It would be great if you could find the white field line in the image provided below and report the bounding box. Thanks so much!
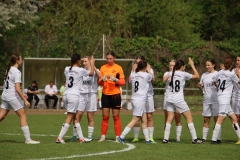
[0,133,136,160]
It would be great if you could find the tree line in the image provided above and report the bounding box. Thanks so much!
[1,0,240,88]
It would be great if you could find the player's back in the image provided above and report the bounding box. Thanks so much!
[215,70,239,104]
[167,71,192,103]
[130,72,151,100]
[64,66,89,95]
[2,67,21,101]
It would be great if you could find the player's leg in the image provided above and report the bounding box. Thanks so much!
[98,107,110,142]
[87,112,94,140]
[74,110,91,143]
[87,93,97,140]
[163,111,174,143]
[228,113,240,144]
[163,101,175,143]
[15,107,40,144]
[118,115,141,143]
[112,93,122,141]
[211,114,225,144]
[57,95,76,144]
[146,95,155,142]
[0,101,10,122]
[174,110,182,142]
[98,93,111,142]
[132,121,140,142]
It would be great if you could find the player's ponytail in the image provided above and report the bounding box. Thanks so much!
[70,53,81,71]
[5,54,20,78]
[169,60,185,89]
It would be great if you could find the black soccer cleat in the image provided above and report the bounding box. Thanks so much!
[162,139,170,144]
[192,138,203,144]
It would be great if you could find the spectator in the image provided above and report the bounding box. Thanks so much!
[44,80,58,109]
[60,81,66,109]
[27,80,40,109]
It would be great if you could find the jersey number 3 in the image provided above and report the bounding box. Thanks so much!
[68,76,74,88]
[5,76,9,89]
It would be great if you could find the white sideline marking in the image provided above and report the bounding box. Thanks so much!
[0,133,136,160]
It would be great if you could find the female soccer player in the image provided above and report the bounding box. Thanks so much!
[56,54,95,144]
[163,59,182,142]
[118,61,153,143]
[211,57,240,144]
[98,51,126,142]
[71,56,101,141]
[197,59,221,143]
[163,58,202,144]
[131,56,156,143]
[0,54,40,144]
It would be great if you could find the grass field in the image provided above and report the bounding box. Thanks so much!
[0,110,239,160]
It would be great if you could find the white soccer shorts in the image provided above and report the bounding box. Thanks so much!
[166,100,189,114]
[1,97,24,111]
[202,103,219,117]
[132,100,146,117]
[63,94,79,113]
[78,93,97,112]
[145,95,155,113]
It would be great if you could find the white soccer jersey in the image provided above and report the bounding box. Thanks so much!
[213,70,239,105]
[130,72,152,101]
[163,71,172,98]
[200,71,218,104]
[80,70,99,94]
[232,68,240,99]
[64,66,89,96]
[148,68,154,96]
[167,71,192,103]
[1,67,22,101]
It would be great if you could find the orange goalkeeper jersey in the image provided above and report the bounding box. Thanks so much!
[99,63,125,95]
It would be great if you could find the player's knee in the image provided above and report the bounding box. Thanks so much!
[0,115,6,122]
[103,115,109,121]
[113,115,120,121]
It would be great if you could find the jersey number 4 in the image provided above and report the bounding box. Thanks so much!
[217,79,226,92]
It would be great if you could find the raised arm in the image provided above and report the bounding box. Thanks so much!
[188,57,199,79]
[89,56,95,76]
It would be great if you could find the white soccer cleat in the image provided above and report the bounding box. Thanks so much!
[79,137,91,143]
[56,138,65,144]
[25,140,40,144]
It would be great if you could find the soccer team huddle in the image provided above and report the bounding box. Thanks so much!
[1,53,240,145]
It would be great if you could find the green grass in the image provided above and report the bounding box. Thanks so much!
[0,112,239,160]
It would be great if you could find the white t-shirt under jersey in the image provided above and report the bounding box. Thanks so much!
[130,71,152,101]
[200,71,218,104]
[232,68,240,99]
[213,69,239,105]
[167,71,192,103]
[80,70,99,94]
[1,67,22,101]
[64,66,89,96]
